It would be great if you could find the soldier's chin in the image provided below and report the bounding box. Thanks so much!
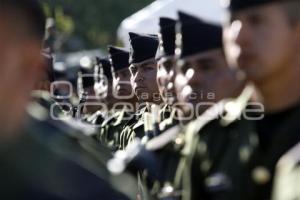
[240,66,263,82]
[135,89,148,99]
[166,97,176,105]
[134,92,145,100]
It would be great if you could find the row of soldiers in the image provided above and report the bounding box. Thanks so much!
[1,0,300,199]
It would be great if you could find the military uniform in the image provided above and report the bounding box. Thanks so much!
[159,104,179,133]
[117,32,159,150]
[272,142,300,200]
[222,0,300,199]
[139,85,255,200]
[83,57,116,138]
[168,89,300,200]
[240,102,300,200]
[132,12,257,200]
[119,105,150,149]
[95,46,137,150]
[84,110,106,126]
[98,108,134,151]
[155,16,180,138]
[184,94,300,200]
[0,90,139,200]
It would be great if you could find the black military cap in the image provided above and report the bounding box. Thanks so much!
[96,57,113,80]
[128,32,159,64]
[156,17,177,60]
[79,65,94,88]
[54,69,66,80]
[108,46,130,72]
[227,0,299,12]
[176,11,222,59]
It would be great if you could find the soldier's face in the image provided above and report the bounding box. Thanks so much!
[175,49,235,115]
[90,79,116,112]
[0,16,43,135]
[157,56,177,105]
[102,80,116,104]
[223,3,300,83]
[113,68,134,98]
[130,59,161,103]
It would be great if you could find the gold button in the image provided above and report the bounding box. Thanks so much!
[175,137,184,145]
[252,166,271,185]
[161,184,174,194]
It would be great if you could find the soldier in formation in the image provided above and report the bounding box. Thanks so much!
[2,0,300,199]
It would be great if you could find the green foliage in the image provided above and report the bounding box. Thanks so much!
[55,6,74,34]
[42,0,152,51]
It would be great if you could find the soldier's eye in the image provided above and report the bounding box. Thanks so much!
[162,60,173,72]
[196,59,215,72]
[200,63,213,72]
[247,13,265,27]
[130,66,137,74]
[144,65,154,72]
[121,70,130,78]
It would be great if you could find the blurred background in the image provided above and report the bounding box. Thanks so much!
[41,0,152,52]
[41,0,223,90]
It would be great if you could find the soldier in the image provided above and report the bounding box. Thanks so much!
[155,12,246,199]
[174,11,244,121]
[97,46,137,150]
[118,32,160,149]
[33,50,68,119]
[156,17,180,132]
[116,11,248,200]
[0,0,138,199]
[77,62,98,116]
[108,46,137,106]
[85,57,116,125]
[223,0,300,199]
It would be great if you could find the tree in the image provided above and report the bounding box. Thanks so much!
[42,0,152,51]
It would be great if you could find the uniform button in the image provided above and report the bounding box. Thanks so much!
[174,135,185,150]
[161,183,174,194]
[252,166,271,185]
[175,137,184,145]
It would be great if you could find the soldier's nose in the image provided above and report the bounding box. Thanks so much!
[235,22,252,49]
[134,70,144,83]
